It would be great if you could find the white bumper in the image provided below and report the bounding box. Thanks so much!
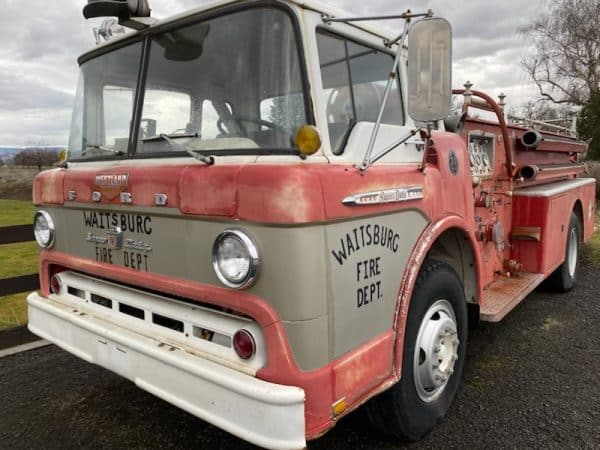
[27,292,306,450]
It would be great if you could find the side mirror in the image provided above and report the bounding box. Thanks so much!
[407,18,452,122]
[83,0,151,20]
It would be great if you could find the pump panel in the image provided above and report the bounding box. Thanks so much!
[468,132,495,178]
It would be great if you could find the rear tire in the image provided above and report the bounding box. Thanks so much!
[549,212,581,292]
[365,260,468,441]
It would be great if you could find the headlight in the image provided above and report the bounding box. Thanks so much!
[212,229,260,289]
[33,210,55,249]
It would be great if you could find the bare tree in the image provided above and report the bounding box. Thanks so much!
[518,100,572,121]
[520,0,600,105]
[14,145,59,171]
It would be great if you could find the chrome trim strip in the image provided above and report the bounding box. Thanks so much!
[513,178,596,198]
[342,186,424,206]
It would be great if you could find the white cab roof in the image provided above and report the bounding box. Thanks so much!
[86,0,400,56]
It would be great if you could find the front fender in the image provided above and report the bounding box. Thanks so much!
[392,214,482,376]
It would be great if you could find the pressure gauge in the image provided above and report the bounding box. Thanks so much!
[482,153,490,167]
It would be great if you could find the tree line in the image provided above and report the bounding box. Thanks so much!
[11,148,61,171]
[521,0,600,159]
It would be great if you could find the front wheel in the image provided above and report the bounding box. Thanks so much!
[366,260,468,441]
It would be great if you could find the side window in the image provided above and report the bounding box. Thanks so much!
[201,100,222,140]
[260,93,305,131]
[316,31,404,153]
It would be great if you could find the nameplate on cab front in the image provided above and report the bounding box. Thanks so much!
[342,186,424,206]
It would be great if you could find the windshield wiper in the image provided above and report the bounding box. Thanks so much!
[85,144,124,156]
[142,133,214,165]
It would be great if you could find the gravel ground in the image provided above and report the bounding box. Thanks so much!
[1,257,598,449]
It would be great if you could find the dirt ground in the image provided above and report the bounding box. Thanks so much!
[0,256,599,449]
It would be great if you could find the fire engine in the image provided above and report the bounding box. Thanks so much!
[28,0,596,448]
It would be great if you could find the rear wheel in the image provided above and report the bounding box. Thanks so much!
[549,212,581,292]
[366,260,468,441]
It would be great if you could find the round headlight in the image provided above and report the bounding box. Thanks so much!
[33,210,55,249]
[212,229,260,289]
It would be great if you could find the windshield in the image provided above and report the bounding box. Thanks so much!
[68,7,308,160]
[68,42,143,159]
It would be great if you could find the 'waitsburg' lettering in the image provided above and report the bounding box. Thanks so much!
[331,224,400,266]
[83,211,152,235]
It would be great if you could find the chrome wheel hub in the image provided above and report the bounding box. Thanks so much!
[413,299,460,403]
[567,227,578,278]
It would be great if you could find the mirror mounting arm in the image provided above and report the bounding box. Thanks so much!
[358,21,410,173]
[322,9,433,26]
[358,128,419,174]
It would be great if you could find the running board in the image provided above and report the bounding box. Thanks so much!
[480,273,545,322]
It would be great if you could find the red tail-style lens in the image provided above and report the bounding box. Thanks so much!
[233,329,256,360]
[50,275,62,294]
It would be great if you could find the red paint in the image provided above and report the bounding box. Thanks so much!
[512,180,597,275]
[236,165,327,223]
[33,168,65,205]
[180,165,239,216]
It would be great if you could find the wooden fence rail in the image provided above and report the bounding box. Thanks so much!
[0,225,39,297]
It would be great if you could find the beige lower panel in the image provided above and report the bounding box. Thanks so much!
[282,315,329,372]
[325,210,428,359]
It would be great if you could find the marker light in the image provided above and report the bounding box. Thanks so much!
[33,211,55,249]
[50,275,62,295]
[233,329,256,360]
[295,125,321,156]
[212,229,260,289]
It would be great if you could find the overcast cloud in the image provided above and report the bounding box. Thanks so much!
[0,0,547,145]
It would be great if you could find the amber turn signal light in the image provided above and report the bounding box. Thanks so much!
[295,125,321,156]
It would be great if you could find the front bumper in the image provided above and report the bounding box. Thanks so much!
[27,292,306,450]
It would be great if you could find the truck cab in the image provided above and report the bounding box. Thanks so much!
[28,1,596,449]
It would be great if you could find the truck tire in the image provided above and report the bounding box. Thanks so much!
[549,212,581,292]
[365,260,468,441]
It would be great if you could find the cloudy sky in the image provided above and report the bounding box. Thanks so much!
[0,0,547,146]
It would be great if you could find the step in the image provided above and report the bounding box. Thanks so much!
[480,272,545,322]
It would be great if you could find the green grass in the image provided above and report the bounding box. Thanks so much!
[0,199,35,226]
[585,216,600,263]
[0,242,39,278]
[0,293,29,330]
[0,241,39,330]
[0,199,37,329]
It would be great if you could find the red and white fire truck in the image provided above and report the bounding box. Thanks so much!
[28,0,596,448]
